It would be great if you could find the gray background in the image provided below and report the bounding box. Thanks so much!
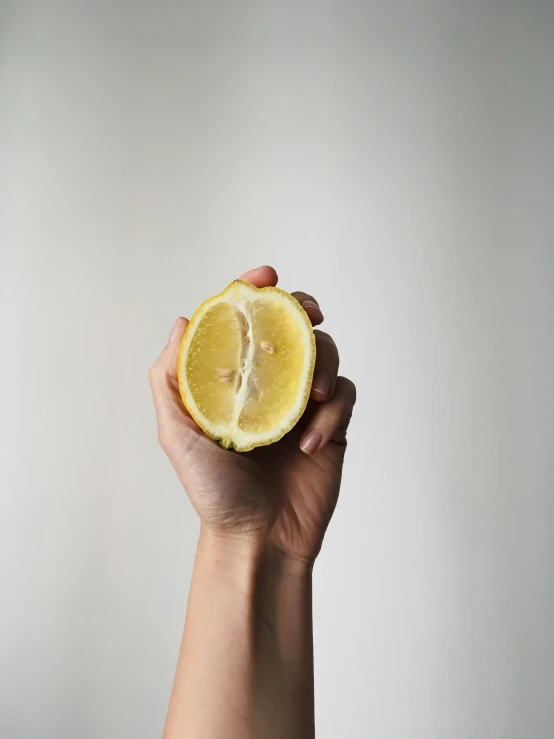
[1,2,553,738]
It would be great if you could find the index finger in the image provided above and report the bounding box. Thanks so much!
[291,291,324,326]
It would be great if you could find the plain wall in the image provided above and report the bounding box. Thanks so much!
[1,2,553,738]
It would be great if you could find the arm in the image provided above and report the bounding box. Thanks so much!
[149,266,356,739]
[163,532,314,739]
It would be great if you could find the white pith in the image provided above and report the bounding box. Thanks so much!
[179,281,315,451]
[229,293,255,438]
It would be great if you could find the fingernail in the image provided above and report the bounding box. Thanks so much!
[300,429,323,454]
[168,318,182,343]
[312,370,331,398]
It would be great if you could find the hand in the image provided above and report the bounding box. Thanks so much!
[149,266,356,564]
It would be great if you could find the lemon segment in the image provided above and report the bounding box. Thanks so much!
[238,298,306,434]
[177,281,315,451]
[185,302,241,427]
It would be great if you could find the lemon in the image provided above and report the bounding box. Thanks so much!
[177,280,315,451]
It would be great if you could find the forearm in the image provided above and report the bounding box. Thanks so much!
[162,528,315,739]
[252,546,314,738]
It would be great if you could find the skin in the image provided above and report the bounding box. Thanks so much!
[149,266,356,738]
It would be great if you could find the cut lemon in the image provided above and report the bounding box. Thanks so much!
[177,280,315,451]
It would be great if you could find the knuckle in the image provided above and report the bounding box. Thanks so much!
[314,329,331,341]
[331,428,349,446]
[337,407,353,434]
[314,331,340,365]
[157,425,170,450]
[314,330,337,354]
[338,376,357,401]
[293,291,317,304]
[148,362,165,386]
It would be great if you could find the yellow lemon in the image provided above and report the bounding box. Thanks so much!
[177,280,315,451]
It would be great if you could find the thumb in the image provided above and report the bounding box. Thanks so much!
[150,316,188,385]
[149,317,190,445]
[163,316,189,380]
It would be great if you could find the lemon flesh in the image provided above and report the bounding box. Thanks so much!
[178,281,315,451]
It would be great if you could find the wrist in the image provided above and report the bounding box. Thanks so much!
[198,526,313,585]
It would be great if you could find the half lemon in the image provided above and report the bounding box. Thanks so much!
[177,280,315,451]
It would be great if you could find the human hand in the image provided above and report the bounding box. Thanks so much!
[149,266,356,564]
